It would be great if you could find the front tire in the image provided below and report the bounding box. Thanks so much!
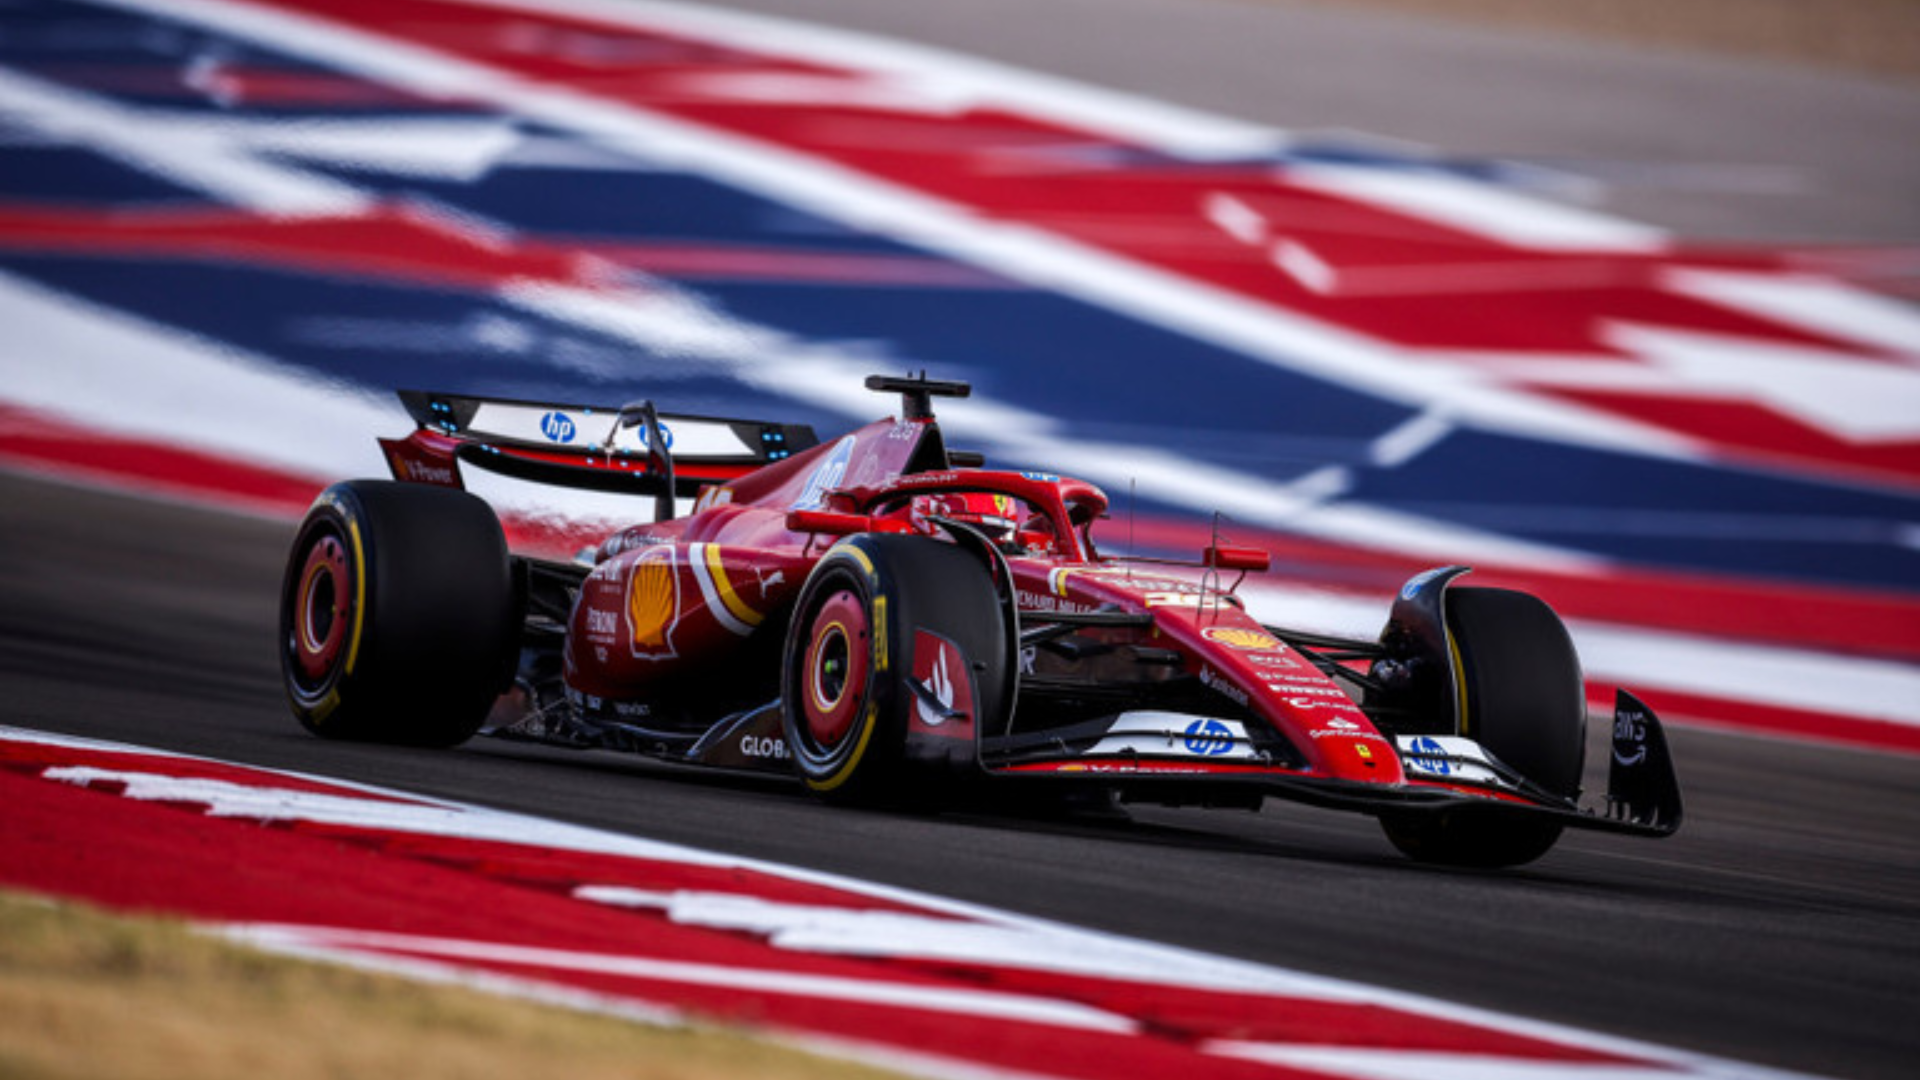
[279,480,518,746]
[1381,587,1586,868]
[781,534,1010,804]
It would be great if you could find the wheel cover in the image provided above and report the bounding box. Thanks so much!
[292,533,351,683]
[801,589,869,749]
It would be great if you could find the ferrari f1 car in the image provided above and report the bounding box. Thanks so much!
[279,375,1681,867]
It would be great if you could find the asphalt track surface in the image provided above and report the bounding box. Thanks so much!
[6,469,1918,1080]
[6,3,1918,1078]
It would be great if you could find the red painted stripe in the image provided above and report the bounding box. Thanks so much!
[0,765,989,981]
[1128,516,1920,665]
[260,0,1920,488]
[33,63,437,108]
[0,204,598,291]
[2,732,1671,1079]
[0,203,1001,290]
[0,740,423,803]
[0,402,327,517]
[1589,687,1920,756]
[184,0,1912,643]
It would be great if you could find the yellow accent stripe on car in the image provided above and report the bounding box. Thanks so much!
[843,543,876,579]
[343,518,367,678]
[699,543,763,632]
[1447,627,1469,737]
[811,702,878,794]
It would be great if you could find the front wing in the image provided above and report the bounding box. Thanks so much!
[981,690,1683,839]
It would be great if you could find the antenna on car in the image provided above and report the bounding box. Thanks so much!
[1127,478,1136,580]
[1201,512,1224,615]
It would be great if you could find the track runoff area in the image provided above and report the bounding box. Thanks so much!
[0,0,1912,1076]
[0,725,1819,1080]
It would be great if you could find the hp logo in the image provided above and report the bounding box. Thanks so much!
[636,421,675,450]
[1182,718,1234,756]
[540,411,576,444]
[1407,736,1450,775]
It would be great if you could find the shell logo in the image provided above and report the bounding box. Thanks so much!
[627,549,679,658]
[1202,626,1284,651]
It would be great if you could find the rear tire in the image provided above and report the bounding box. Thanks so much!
[1381,587,1585,868]
[781,534,1009,804]
[279,480,518,746]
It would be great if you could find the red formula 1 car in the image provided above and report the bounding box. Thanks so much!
[280,375,1680,867]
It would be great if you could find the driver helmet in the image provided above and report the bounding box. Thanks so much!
[914,492,1019,540]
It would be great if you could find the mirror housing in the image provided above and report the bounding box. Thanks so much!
[1205,545,1270,573]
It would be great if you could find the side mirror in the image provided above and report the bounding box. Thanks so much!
[1205,545,1270,573]
[786,509,912,538]
[787,509,874,536]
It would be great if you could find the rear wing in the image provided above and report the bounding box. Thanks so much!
[378,390,818,505]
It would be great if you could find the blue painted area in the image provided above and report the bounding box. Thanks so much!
[0,145,201,206]
[0,0,470,116]
[701,281,1414,469]
[2,0,1915,596]
[0,254,848,434]
[1350,430,1920,588]
[326,165,924,253]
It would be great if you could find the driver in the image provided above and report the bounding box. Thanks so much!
[912,492,1037,552]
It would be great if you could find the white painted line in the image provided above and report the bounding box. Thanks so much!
[2,726,1829,1079]
[576,886,1332,993]
[219,924,1088,1080]
[1271,238,1340,294]
[1666,269,1920,360]
[0,272,396,481]
[1202,192,1270,246]
[0,66,368,216]
[1368,410,1455,468]
[457,0,1292,161]
[1235,581,1920,728]
[1205,1044,1809,1080]
[92,0,1713,470]
[231,924,1140,1034]
[1604,323,1920,444]
[1284,163,1669,254]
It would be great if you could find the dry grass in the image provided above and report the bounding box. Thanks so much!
[0,892,911,1080]
[1285,0,1920,80]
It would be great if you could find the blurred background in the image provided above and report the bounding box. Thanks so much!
[2,0,1916,750]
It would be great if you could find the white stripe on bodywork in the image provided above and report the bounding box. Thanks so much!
[688,543,754,636]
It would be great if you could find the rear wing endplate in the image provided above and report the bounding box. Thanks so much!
[379,390,818,499]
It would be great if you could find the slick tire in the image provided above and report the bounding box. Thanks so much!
[1381,587,1586,868]
[781,533,1011,805]
[280,480,518,747]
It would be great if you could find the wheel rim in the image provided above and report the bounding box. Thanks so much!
[292,532,351,684]
[801,588,869,749]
